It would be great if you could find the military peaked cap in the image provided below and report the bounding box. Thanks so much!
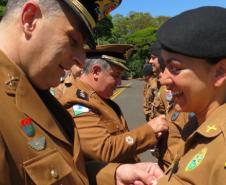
[63,0,122,49]
[86,44,134,71]
[157,6,226,58]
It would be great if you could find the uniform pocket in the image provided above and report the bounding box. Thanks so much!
[103,121,121,134]
[23,149,72,185]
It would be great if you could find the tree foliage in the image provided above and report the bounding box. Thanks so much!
[94,16,113,45]
[98,12,170,78]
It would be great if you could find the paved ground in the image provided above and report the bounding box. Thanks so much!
[114,79,157,162]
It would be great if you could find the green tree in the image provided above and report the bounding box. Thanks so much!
[0,0,6,18]
[94,16,113,45]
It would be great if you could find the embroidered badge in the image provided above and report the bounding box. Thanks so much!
[185,148,207,171]
[72,105,90,116]
[125,136,134,145]
[20,118,35,137]
[206,125,217,133]
[171,112,180,121]
[166,91,173,102]
[76,89,88,100]
[28,136,46,151]
[95,0,121,20]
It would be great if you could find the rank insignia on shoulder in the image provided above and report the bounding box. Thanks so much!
[171,112,180,121]
[20,117,35,137]
[76,89,88,100]
[28,136,46,151]
[72,104,90,116]
[185,147,207,171]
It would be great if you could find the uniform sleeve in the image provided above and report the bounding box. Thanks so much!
[0,133,12,185]
[70,109,157,162]
[86,161,119,185]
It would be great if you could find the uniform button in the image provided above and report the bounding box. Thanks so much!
[116,125,119,129]
[125,136,134,145]
[50,168,59,179]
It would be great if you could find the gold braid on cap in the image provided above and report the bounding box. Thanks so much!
[101,55,129,70]
[70,0,96,28]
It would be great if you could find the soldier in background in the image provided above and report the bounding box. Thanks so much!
[59,44,168,163]
[143,63,154,121]
[146,6,226,185]
[146,41,167,120]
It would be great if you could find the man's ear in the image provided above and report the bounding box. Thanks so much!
[214,59,226,87]
[21,2,41,37]
[92,65,102,80]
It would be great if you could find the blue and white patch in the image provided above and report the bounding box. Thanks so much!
[72,104,90,116]
[165,91,173,102]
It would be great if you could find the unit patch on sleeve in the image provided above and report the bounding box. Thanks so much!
[72,104,90,116]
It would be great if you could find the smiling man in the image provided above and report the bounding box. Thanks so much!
[59,44,168,163]
[0,1,156,185]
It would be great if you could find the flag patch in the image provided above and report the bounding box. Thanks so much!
[72,104,90,116]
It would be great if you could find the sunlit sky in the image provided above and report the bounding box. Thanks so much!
[111,0,226,17]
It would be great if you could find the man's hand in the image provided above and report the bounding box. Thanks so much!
[147,115,168,138]
[116,162,164,185]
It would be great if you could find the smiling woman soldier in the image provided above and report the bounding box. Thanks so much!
[145,6,226,185]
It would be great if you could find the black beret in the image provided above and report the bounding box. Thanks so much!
[157,6,226,58]
[150,41,162,57]
[143,64,153,76]
[63,0,122,49]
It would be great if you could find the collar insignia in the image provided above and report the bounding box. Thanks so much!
[20,118,35,137]
[185,147,207,171]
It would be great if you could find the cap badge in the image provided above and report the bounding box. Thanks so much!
[72,104,90,116]
[125,136,134,145]
[206,125,217,133]
[95,0,121,20]
[171,112,180,121]
[20,118,35,137]
[76,89,88,100]
[185,147,207,171]
[28,136,46,151]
